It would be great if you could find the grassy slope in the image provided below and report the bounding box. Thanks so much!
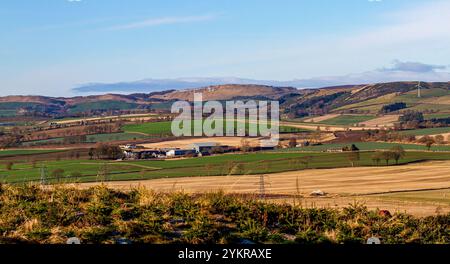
[318,115,375,125]
[68,101,138,113]
[21,132,149,146]
[424,113,450,120]
[400,127,450,136]
[0,185,447,244]
[332,88,449,113]
[0,149,63,157]
[123,121,309,136]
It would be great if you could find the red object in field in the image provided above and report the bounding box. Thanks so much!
[378,210,392,218]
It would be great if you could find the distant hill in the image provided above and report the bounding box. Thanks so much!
[281,81,450,116]
[72,77,296,93]
[149,84,298,101]
[0,82,449,117]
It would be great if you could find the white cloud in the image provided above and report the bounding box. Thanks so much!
[106,14,216,31]
[381,60,446,73]
[343,1,450,48]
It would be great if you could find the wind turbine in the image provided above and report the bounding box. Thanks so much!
[416,81,422,98]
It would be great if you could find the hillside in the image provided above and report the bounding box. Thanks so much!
[0,82,449,117]
[149,84,299,101]
[282,81,450,116]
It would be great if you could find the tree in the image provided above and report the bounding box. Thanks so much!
[97,163,109,182]
[106,145,123,160]
[425,140,434,151]
[204,164,214,176]
[347,151,360,167]
[390,145,406,164]
[240,139,251,153]
[5,162,13,171]
[88,148,95,160]
[381,151,394,166]
[302,156,313,169]
[371,152,382,166]
[70,171,82,182]
[418,136,435,151]
[288,138,298,148]
[350,144,360,151]
[51,168,65,183]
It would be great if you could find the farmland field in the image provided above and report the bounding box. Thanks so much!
[123,121,309,136]
[1,151,450,184]
[0,149,64,157]
[371,189,450,204]
[278,142,450,152]
[68,100,138,113]
[0,109,16,117]
[79,161,450,196]
[123,121,172,135]
[318,115,375,125]
[21,132,150,146]
[424,113,450,120]
[400,127,450,136]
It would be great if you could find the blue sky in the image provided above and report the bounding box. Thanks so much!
[1,0,450,96]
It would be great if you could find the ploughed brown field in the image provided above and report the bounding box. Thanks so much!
[75,160,450,217]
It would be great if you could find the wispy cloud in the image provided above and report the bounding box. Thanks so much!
[382,60,447,73]
[106,14,216,31]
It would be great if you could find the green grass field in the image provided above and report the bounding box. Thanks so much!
[277,142,450,152]
[123,121,173,135]
[68,101,138,113]
[0,102,44,109]
[123,121,309,136]
[0,110,17,117]
[1,151,450,184]
[318,115,375,125]
[21,132,150,147]
[400,127,450,136]
[0,149,63,157]
[424,113,450,120]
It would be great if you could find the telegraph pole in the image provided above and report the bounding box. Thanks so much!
[40,165,47,185]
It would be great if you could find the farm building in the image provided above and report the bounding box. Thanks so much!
[123,149,162,159]
[166,149,196,157]
[190,142,218,153]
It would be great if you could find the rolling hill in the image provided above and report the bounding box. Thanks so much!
[0,82,448,117]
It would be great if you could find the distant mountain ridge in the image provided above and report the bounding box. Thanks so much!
[72,77,293,93]
[0,82,449,117]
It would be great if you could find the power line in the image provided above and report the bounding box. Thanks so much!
[259,174,266,199]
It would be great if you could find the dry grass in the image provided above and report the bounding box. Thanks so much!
[77,161,450,196]
[140,137,262,149]
[75,161,450,216]
[303,114,341,123]
[359,115,400,127]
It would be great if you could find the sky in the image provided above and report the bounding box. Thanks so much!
[1,0,450,96]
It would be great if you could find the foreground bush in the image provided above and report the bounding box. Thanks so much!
[0,184,448,244]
